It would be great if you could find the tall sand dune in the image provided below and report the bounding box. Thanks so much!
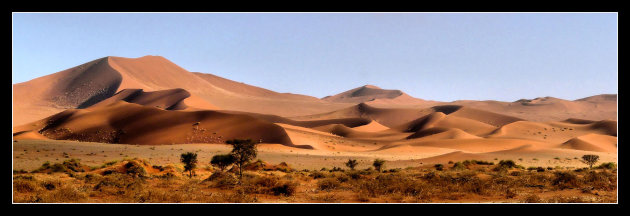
[13,56,349,125]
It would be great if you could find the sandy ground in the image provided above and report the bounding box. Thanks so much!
[13,139,616,172]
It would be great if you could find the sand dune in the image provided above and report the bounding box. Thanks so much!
[311,124,403,139]
[292,103,434,128]
[14,55,616,126]
[12,56,349,125]
[322,85,426,104]
[407,127,481,140]
[192,72,319,101]
[13,101,297,147]
[487,119,617,144]
[352,120,390,132]
[89,88,190,110]
[438,95,617,122]
[89,88,218,111]
[559,134,617,153]
[218,110,372,128]
[13,57,121,125]
[13,131,50,140]
[390,112,447,132]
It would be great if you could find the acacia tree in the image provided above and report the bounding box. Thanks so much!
[211,154,235,171]
[227,139,257,181]
[180,152,198,178]
[373,159,385,172]
[345,159,358,170]
[581,154,600,169]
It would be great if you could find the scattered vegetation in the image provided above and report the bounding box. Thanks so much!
[13,157,617,203]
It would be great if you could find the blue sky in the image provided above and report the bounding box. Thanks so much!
[12,13,617,102]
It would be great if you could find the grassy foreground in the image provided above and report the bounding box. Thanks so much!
[13,158,617,203]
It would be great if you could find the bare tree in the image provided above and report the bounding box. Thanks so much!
[373,159,385,172]
[345,159,358,170]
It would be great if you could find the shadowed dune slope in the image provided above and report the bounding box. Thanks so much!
[89,88,192,110]
[291,103,434,128]
[13,57,122,125]
[219,110,371,128]
[13,101,297,147]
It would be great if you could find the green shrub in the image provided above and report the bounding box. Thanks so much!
[596,162,616,170]
[452,162,467,170]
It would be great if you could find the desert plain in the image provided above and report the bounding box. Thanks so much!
[12,56,617,203]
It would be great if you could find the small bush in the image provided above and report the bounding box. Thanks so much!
[584,170,616,190]
[452,162,467,170]
[125,161,148,177]
[309,171,327,179]
[346,170,362,180]
[317,178,341,191]
[523,194,543,203]
[14,179,37,193]
[552,171,580,190]
[271,181,297,196]
[336,174,350,183]
[206,172,238,188]
[434,164,444,171]
[40,179,62,190]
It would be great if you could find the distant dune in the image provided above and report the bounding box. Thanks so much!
[322,85,427,104]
